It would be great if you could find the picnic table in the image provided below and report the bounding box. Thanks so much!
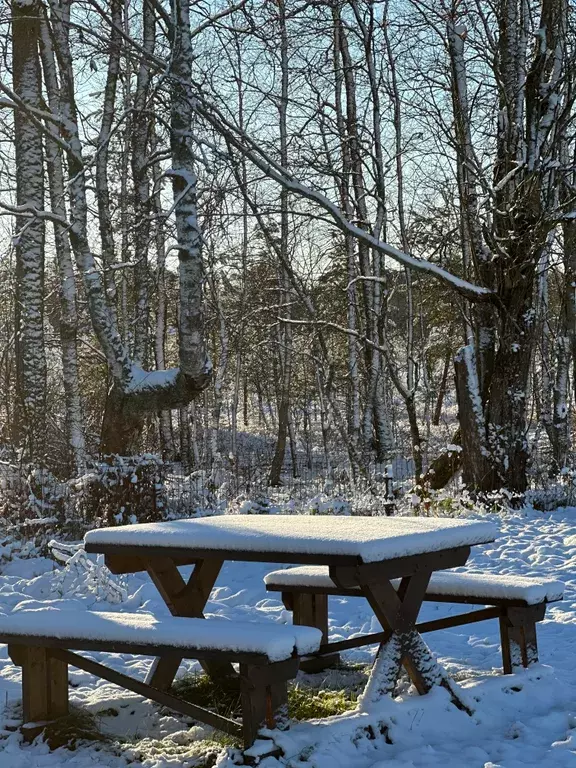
[85,514,497,708]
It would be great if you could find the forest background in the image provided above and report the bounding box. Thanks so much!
[1,0,575,533]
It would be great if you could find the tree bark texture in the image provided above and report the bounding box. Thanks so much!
[12,0,47,459]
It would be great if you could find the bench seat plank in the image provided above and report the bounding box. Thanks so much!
[0,609,321,663]
[264,566,564,606]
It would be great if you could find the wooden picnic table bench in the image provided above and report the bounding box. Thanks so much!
[0,609,321,747]
[83,514,497,713]
[264,566,564,673]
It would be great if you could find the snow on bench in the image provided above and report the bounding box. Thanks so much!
[0,608,322,663]
[84,514,497,563]
[264,566,564,606]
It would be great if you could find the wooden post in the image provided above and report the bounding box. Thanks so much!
[8,645,69,739]
[238,659,297,748]
[291,592,340,672]
[499,605,543,673]
[21,646,51,724]
[48,654,69,718]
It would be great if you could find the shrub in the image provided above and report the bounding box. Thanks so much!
[70,454,168,527]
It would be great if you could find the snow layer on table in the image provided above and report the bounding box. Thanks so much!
[0,608,321,662]
[84,514,497,563]
[264,566,564,604]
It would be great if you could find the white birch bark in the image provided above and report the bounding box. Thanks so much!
[12,0,47,459]
[131,0,155,367]
[95,0,121,329]
[42,0,212,454]
[38,14,86,470]
[152,138,174,457]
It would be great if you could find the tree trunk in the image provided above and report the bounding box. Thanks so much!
[432,350,451,427]
[454,346,493,489]
[269,0,292,487]
[152,137,175,459]
[12,0,47,460]
[39,15,86,471]
[131,0,155,367]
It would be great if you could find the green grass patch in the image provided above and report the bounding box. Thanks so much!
[289,684,357,719]
[172,667,362,724]
[41,705,108,750]
[172,672,243,721]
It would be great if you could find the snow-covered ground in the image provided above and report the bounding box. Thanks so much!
[0,507,575,767]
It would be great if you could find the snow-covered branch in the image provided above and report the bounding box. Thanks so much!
[192,93,493,303]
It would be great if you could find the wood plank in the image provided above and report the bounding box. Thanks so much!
[239,678,268,747]
[355,567,472,713]
[330,547,471,587]
[310,629,391,656]
[292,592,341,672]
[21,646,50,723]
[302,608,501,659]
[268,583,557,609]
[144,557,235,687]
[522,622,539,666]
[86,542,362,567]
[105,554,197,575]
[292,594,329,642]
[238,663,295,747]
[48,654,69,719]
[50,649,243,738]
[499,616,513,674]
[145,656,181,691]
[423,593,535,607]
[416,606,501,633]
[0,633,271,665]
[238,658,299,688]
[359,632,404,704]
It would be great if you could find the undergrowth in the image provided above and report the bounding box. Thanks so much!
[172,666,362,724]
[38,706,108,750]
[7,667,365,764]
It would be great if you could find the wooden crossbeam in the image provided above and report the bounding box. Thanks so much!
[144,557,236,688]
[301,607,501,659]
[416,606,502,633]
[50,648,243,738]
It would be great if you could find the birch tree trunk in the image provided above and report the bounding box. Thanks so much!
[131,0,155,367]
[95,0,121,327]
[12,0,47,460]
[152,139,175,459]
[44,0,211,455]
[39,14,86,471]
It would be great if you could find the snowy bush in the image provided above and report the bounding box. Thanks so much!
[0,461,71,554]
[308,493,351,515]
[166,469,227,517]
[70,454,167,527]
[49,540,127,604]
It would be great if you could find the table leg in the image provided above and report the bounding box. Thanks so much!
[144,557,237,689]
[354,571,471,713]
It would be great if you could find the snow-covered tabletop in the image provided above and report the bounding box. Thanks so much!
[85,514,497,564]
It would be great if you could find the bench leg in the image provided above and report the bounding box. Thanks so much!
[239,660,296,748]
[289,592,340,672]
[9,645,69,737]
[499,606,543,674]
